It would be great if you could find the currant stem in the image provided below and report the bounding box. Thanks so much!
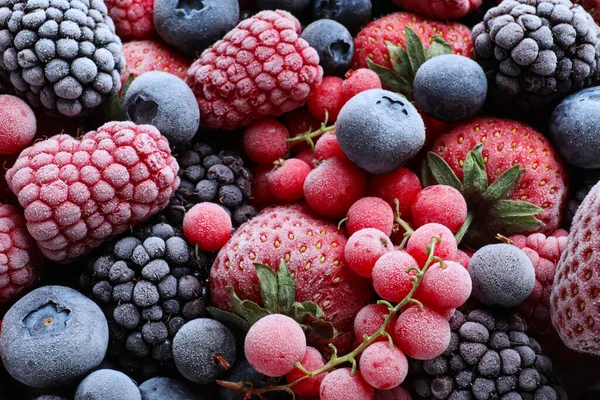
[393,198,414,236]
[285,111,335,150]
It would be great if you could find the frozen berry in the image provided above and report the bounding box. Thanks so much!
[369,168,422,216]
[372,251,419,303]
[285,108,321,138]
[286,346,327,396]
[342,68,382,104]
[407,223,458,266]
[306,77,345,122]
[314,131,347,161]
[394,307,451,360]
[346,197,394,237]
[301,20,354,77]
[374,386,412,400]
[453,249,472,269]
[183,203,232,252]
[244,119,290,164]
[320,368,374,400]
[311,0,372,34]
[138,377,202,400]
[295,149,317,169]
[75,369,141,400]
[267,159,311,202]
[411,185,468,233]
[250,165,277,208]
[354,304,398,343]
[417,261,472,309]
[245,314,307,377]
[345,228,394,278]
[0,95,36,155]
[360,342,409,390]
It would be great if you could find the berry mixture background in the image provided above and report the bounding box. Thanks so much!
[0,0,600,399]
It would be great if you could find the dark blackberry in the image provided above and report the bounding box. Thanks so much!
[160,142,257,228]
[0,0,125,117]
[79,222,211,380]
[409,307,567,400]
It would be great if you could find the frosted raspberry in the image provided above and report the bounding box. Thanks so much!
[354,304,398,343]
[342,68,382,104]
[0,204,43,302]
[393,307,451,360]
[368,168,422,217]
[267,159,311,202]
[345,228,394,278]
[106,0,154,40]
[346,197,394,237]
[314,131,346,162]
[244,119,290,165]
[187,10,324,130]
[286,346,327,396]
[183,203,232,252]
[406,223,458,267]
[0,96,36,155]
[6,122,179,263]
[245,314,307,377]
[320,368,374,400]
[372,251,419,303]
[360,342,409,390]
[122,40,190,84]
[417,261,472,310]
[307,76,345,122]
[411,185,468,233]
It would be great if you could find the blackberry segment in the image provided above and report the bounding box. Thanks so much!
[80,222,211,379]
[409,308,567,400]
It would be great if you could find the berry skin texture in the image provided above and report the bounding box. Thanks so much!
[453,249,472,269]
[354,304,398,343]
[413,55,487,123]
[285,107,321,138]
[295,149,317,169]
[372,251,419,303]
[314,131,346,161]
[0,286,109,388]
[250,165,277,208]
[336,89,426,175]
[138,377,203,400]
[394,307,451,360]
[286,346,327,396]
[342,68,382,104]
[106,0,154,40]
[306,76,345,122]
[368,167,422,217]
[0,95,36,155]
[6,121,180,263]
[245,314,307,377]
[320,368,374,400]
[345,228,394,278]
[312,0,372,35]
[303,157,367,219]
[121,40,190,83]
[469,244,535,308]
[346,197,394,237]
[391,0,482,20]
[375,386,412,400]
[360,342,409,390]
[75,369,141,400]
[244,119,290,165]
[417,261,472,310]
[411,185,468,234]
[267,159,311,202]
[183,203,232,252]
[256,0,311,14]
[406,223,458,267]
[300,19,354,77]
[186,10,324,130]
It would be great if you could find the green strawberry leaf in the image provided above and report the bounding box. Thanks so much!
[225,286,270,326]
[292,301,326,323]
[103,74,135,121]
[305,319,338,344]
[386,41,412,82]
[404,26,426,77]
[277,260,295,316]
[484,166,525,201]
[462,144,488,196]
[426,35,453,59]
[254,264,278,313]
[367,59,413,95]
[427,152,464,191]
[454,210,474,244]
[207,307,250,333]
[491,199,543,218]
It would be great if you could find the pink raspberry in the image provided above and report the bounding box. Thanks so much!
[393,306,451,360]
[286,346,327,396]
[0,95,36,155]
[346,197,394,237]
[406,223,458,267]
[243,119,290,164]
[417,261,472,309]
[306,76,345,122]
[183,203,232,252]
[372,251,419,303]
[369,167,422,217]
[244,314,307,377]
[360,342,409,390]
[411,185,468,233]
[345,228,394,278]
[342,68,382,104]
[267,158,311,202]
[354,304,398,343]
[320,368,374,400]
[6,121,179,263]
[106,0,154,40]
[314,131,346,161]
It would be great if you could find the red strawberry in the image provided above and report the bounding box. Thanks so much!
[122,40,191,84]
[106,0,154,40]
[352,12,473,72]
[391,0,483,20]
[210,205,372,354]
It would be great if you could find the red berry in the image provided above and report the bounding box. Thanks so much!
[360,342,408,390]
[121,40,190,84]
[295,149,317,169]
[244,119,290,164]
[250,165,277,208]
[393,306,451,360]
[342,68,382,104]
[320,368,374,400]
[245,314,307,377]
[314,131,346,161]
[369,168,422,217]
[0,95,36,155]
[306,76,345,122]
[286,346,327,396]
[346,197,394,237]
[453,249,472,269]
[304,157,367,218]
[106,0,154,40]
[354,304,398,343]
[345,228,394,278]
[417,261,472,309]
[372,251,419,303]
[183,203,232,252]
[285,107,321,138]
[375,386,412,400]
[406,223,457,266]
[411,185,468,233]
[268,159,311,202]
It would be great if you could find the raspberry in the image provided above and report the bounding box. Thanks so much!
[320,368,374,400]
[360,342,409,390]
[346,197,394,237]
[303,157,367,218]
[243,119,290,165]
[286,346,327,396]
[122,40,190,84]
[314,131,347,161]
[372,251,419,303]
[411,185,468,233]
[295,149,317,169]
[394,307,451,360]
[186,10,324,130]
[244,314,307,377]
[6,122,179,263]
[250,165,277,209]
[342,68,382,104]
[368,168,422,217]
[417,261,472,310]
[406,223,458,267]
[375,386,412,400]
[0,95,36,155]
[106,0,154,40]
[345,228,394,278]
[183,203,232,252]
[267,159,311,202]
[306,76,345,122]
[354,304,398,343]
[0,204,43,302]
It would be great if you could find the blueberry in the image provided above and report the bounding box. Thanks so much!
[75,369,141,400]
[138,376,208,400]
[172,318,236,384]
[312,0,371,34]
[154,0,239,57]
[255,0,310,14]
[336,89,425,174]
[124,71,199,148]
[414,54,488,122]
[300,19,354,77]
[549,87,600,168]
[0,286,108,388]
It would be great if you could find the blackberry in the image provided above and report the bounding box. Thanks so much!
[0,0,125,117]
[160,142,257,228]
[79,222,211,379]
[409,307,567,400]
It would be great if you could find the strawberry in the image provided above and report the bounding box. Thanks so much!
[426,116,568,248]
[121,40,191,84]
[391,0,483,20]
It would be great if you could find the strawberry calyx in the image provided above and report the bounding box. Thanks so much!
[424,143,545,249]
[102,74,136,122]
